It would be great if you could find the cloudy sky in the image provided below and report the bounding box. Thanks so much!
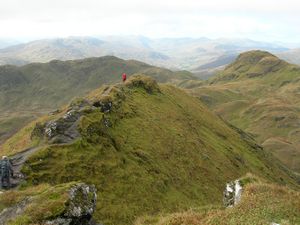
[1,0,300,43]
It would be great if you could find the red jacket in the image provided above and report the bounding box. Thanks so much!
[122,73,127,82]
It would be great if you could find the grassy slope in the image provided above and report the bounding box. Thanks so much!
[0,56,194,145]
[0,114,33,145]
[5,75,295,225]
[136,174,300,225]
[186,51,300,172]
[0,56,194,112]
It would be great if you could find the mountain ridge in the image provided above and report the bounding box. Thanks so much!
[2,75,298,225]
[0,55,194,145]
[187,50,300,172]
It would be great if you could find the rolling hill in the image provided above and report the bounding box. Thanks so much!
[187,50,300,172]
[0,56,194,145]
[1,75,298,225]
[0,36,288,73]
[0,37,171,68]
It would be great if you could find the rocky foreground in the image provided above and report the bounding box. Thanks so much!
[0,183,98,225]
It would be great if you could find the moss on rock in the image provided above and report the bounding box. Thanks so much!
[0,182,97,225]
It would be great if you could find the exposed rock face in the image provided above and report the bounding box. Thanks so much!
[44,109,82,144]
[31,96,113,145]
[66,184,97,218]
[223,179,243,207]
[46,183,98,225]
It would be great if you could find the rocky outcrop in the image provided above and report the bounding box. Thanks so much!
[31,96,114,145]
[0,183,99,225]
[66,184,97,219]
[31,75,161,145]
[44,108,83,144]
[46,183,98,225]
[223,179,243,207]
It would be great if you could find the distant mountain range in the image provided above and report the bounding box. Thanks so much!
[0,38,20,49]
[0,36,291,76]
[277,48,300,65]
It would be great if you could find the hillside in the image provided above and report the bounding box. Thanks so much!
[1,75,298,225]
[0,56,193,144]
[137,174,300,225]
[187,50,300,172]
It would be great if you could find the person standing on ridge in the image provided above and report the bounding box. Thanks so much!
[122,73,127,82]
[0,156,14,189]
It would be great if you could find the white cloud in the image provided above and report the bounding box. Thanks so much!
[0,0,299,42]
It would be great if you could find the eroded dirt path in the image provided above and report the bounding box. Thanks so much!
[9,146,41,187]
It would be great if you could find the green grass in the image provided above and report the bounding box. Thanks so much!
[136,175,300,225]
[187,51,300,172]
[0,56,195,145]
[0,114,34,145]
[15,75,298,225]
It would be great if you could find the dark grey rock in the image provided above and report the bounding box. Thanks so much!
[93,101,112,113]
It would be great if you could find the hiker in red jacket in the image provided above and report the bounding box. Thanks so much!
[122,73,127,82]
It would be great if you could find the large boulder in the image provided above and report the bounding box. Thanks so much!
[46,183,98,225]
[65,184,97,218]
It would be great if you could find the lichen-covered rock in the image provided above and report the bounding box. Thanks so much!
[0,183,99,225]
[40,110,82,143]
[65,183,97,218]
[45,183,98,225]
[45,121,58,138]
[223,179,243,207]
[31,98,94,144]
